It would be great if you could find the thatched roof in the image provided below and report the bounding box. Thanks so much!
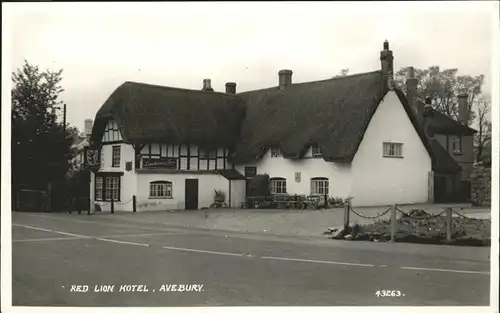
[427,110,477,135]
[91,81,245,148]
[92,71,461,173]
[231,71,433,163]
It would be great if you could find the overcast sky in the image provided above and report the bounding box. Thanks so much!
[6,1,496,132]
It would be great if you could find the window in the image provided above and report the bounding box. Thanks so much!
[102,120,123,143]
[95,177,103,201]
[271,147,282,158]
[149,181,173,199]
[451,136,462,154]
[244,166,257,178]
[199,148,217,159]
[383,142,403,158]
[112,145,121,167]
[311,144,322,157]
[270,178,287,194]
[311,177,329,195]
[95,175,121,201]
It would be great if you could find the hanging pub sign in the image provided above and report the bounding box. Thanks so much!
[143,157,177,169]
[86,149,101,172]
[125,161,133,171]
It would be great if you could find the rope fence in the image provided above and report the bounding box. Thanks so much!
[349,207,392,220]
[340,204,489,243]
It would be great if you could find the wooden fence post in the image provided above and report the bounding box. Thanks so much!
[47,182,52,212]
[344,204,350,229]
[16,191,20,211]
[391,205,397,242]
[133,195,137,213]
[446,207,452,241]
[111,198,115,214]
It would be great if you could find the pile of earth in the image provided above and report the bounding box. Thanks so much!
[324,209,491,246]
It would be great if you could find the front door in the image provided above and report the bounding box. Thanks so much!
[185,179,199,210]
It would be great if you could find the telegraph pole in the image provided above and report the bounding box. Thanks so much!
[63,103,67,134]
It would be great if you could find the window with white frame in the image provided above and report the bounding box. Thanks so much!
[102,120,123,142]
[95,176,104,201]
[199,148,217,159]
[451,136,462,153]
[270,147,282,158]
[95,175,120,201]
[112,145,121,167]
[270,178,287,194]
[149,181,173,199]
[383,142,403,158]
[311,144,322,157]
[311,177,329,195]
[105,176,120,201]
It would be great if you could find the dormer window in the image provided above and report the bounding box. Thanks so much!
[270,147,282,158]
[451,136,462,154]
[311,144,322,158]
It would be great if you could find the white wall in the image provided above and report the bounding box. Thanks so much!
[350,90,432,207]
[136,173,230,211]
[92,119,137,212]
[235,148,352,198]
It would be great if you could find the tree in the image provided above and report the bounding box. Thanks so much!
[474,95,492,164]
[394,66,484,126]
[11,60,75,194]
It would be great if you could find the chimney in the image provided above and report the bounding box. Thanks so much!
[84,119,93,140]
[278,69,293,90]
[380,40,394,90]
[405,66,419,119]
[202,78,214,92]
[423,97,435,138]
[458,92,469,125]
[225,82,236,94]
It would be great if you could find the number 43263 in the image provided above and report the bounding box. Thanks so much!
[376,290,405,297]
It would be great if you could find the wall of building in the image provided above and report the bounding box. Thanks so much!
[350,90,432,207]
[140,144,229,171]
[234,148,352,199]
[136,172,230,211]
[434,133,474,181]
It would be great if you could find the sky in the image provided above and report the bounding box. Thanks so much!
[5,1,497,132]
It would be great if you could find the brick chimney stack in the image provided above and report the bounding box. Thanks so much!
[84,119,93,141]
[278,69,293,90]
[380,40,394,90]
[225,82,236,94]
[458,92,469,125]
[202,79,214,92]
[423,97,435,138]
[405,66,419,119]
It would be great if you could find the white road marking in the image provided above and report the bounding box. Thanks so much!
[23,213,178,233]
[13,224,91,239]
[162,246,244,257]
[261,256,375,267]
[13,237,87,243]
[94,237,150,247]
[401,266,490,275]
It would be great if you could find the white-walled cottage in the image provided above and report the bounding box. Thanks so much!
[89,41,457,211]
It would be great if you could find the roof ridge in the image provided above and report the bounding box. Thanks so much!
[121,81,239,97]
[237,70,382,94]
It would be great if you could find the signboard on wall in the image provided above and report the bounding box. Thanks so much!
[143,157,177,169]
[245,166,257,178]
[295,172,301,183]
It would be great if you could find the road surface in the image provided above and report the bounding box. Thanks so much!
[11,212,490,306]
